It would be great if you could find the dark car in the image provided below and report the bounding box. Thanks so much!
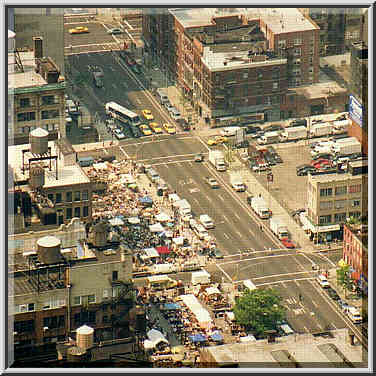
[245,126,261,135]
[131,64,141,74]
[263,151,277,166]
[194,153,204,162]
[289,118,307,127]
[312,153,334,161]
[297,167,317,176]
[246,195,254,205]
[296,164,312,172]
[327,288,341,301]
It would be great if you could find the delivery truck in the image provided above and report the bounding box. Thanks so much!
[331,137,361,155]
[257,131,280,145]
[332,119,350,134]
[280,126,307,142]
[269,217,289,240]
[173,199,192,218]
[250,196,270,219]
[209,149,226,171]
[230,173,246,192]
[150,263,177,275]
[309,122,333,138]
[147,275,178,291]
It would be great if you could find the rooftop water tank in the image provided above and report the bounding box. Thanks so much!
[29,164,45,189]
[30,127,49,155]
[37,235,62,264]
[76,325,94,351]
[92,222,108,247]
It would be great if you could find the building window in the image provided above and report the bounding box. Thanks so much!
[278,40,286,48]
[73,296,81,305]
[319,215,332,225]
[349,184,361,193]
[66,208,72,220]
[334,212,347,222]
[351,199,361,207]
[42,95,55,105]
[243,72,248,79]
[319,201,333,210]
[272,68,280,79]
[88,311,96,324]
[335,186,347,195]
[293,48,301,56]
[66,192,72,202]
[82,190,88,201]
[294,38,302,45]
[88,294,96,304]
[74,207,81,218]
[265,96,271,105]
[47,193,54,202]
[320,188,332,197]
[112,271,118,281]
[272,95,280,105]
[103,289,110,298]
[17,112,36,122]
[55,193,62,203]
[20,98,31,107]
[74,191,81,201]
[272,82,279,90]
[334,200,347,209]
[41,110,59,120]
[293,58,301,65]
[83,206,89,217]
[349,211,361,218]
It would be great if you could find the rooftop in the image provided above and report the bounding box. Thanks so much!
[169,8,317,33]
[309,171,367,184]
[294,81,347,100]
[201,329,366,367]
[8,141,90,188]
[8,51,65,94]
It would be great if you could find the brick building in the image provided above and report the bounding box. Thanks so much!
[143,8,320,126]
[342,222,368,294]
[10,230,133,347]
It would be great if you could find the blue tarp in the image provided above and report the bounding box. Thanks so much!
[189,334,207,343]
[210,332,223,342]
[139,196,153,204]
[164,303,181,310]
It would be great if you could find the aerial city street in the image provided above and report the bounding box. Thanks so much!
[8,6,369,370]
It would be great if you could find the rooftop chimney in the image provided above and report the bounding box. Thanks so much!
[33,36,43,59]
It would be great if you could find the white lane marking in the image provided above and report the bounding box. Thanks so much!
[119,146,129,158]
[223,233,229,239]
[332,323,337,329]
[218,195,225,201]
[311,300,318,308]
[254,277,315,286]
[249,228,256,237]
[197,137,211,152]
[218,252,297,266]
[151,159,195,166]
[303,326,309,333]
[253,270,314,280]
[206,195,213,203]
[136,98,142,104]
[127,136,197,149]
[234,212,241,220]
[125,29,135,43]
[64,42,117,48]
[215,263,233,282]
[123,19,133,30]
[111,83,117,89]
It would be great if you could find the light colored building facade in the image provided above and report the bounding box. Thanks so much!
[306,171,367,243]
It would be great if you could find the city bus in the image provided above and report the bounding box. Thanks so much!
[105,101,141,127]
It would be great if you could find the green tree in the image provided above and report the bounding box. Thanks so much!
[336,265,355,297]
[233,288,286,336]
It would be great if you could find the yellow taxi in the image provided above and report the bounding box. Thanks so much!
[68,26,89,34]
[139,124,153,136]
[207,135,228,146]
[149,122,163,134]
[142,109,154,121]
[163,123,176,134]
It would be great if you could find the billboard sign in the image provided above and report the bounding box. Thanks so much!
[349,94,363,127]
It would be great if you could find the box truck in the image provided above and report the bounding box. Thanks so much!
[280,126,307,142]
[173,199,192,218]
[309,122,332,138]
[331,137,361,155]
[257,131,280,145]
[209,149,226,171]
[269,217,289,240]
[150,263,177,275]
[332,119,350,134]
[250,196,270,219]
[220,126,241,137]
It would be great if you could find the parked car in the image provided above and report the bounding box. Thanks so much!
[312,153,334,161]
[296,164,312,172]
[139,124,153,136]
[246,196,254,205]
[205,176,220,189]
[245,126,261,135]
[297,166,317,176]
[114,128,126,140]
[207,135,228,146]
[142,109,154,121]
[327,287,341,301]
[69,26,89,34]
[337,299,350,312]
[149,122,163,134]
[165,102,174,112]
[107,28,123,35]
[263,124,284,132]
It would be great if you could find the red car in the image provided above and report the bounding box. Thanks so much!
[281,238,295,249]
[312,160,332,169]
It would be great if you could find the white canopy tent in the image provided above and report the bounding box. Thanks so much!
[205,286,221,296]
[146,329,169,348]
[142,248,160,259]
[155,212,171,222]
[149,223,165,233]
[180,294,212,329]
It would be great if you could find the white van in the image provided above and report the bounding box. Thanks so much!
[156,88,169,105]
[317,274,330,288]
[346,306,362,324]
[194,224,209,239]
[220,126,241,137]
[170,107,181,121]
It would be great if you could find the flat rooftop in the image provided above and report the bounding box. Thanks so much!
[294,81,347,100]
[309,171,367,184]
[202,329,366,367]
[169,8,317,33]
[8,141,90,188]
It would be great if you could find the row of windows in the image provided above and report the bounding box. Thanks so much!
[73,294,96,306]
[320,184,362,197]
[14,320,35,333]
[319,199,361,210]
[20,124,59,134]
[19,95,60,108]
[47,190,89,203]
[319,211,361,225]
[66,206,89,219]
[43,315,65,329]
[17,110,60,122]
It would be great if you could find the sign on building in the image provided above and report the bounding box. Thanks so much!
[349,94,363,127]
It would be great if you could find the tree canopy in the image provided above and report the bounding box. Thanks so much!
[336,264,355,297]
[233,288,286,336]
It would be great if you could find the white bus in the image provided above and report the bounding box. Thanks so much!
[105,101,141,127]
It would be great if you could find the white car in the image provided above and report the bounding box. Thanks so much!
[114,128,126,140]
[199,214,214,229]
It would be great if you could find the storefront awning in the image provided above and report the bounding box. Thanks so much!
[317,224,340,232]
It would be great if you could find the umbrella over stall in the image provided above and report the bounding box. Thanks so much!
[156,246,171,255]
